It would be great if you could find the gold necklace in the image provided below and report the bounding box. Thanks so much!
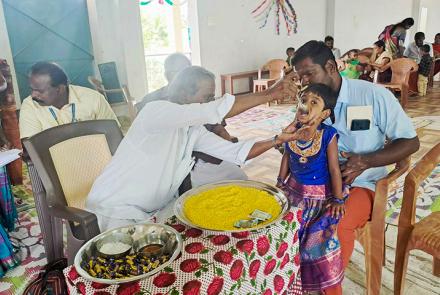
[288,129,323,163]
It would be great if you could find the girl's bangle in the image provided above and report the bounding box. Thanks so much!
[277,177,286,184]
[329,196,345,205]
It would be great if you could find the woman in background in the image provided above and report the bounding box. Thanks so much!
[0,126,19,277]
[378,17,414,58]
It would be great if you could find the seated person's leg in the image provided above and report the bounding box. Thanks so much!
[337,187,375,268]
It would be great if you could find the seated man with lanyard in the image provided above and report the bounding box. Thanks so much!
[19,62,119,139]
[136,53,247,187]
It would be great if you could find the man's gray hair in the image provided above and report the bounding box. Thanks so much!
[164,53,191,82]
[167,66,215,104]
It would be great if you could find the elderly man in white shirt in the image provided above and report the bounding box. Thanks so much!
[86,66,305,231]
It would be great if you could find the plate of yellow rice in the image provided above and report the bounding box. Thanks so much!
[174,180,290,232]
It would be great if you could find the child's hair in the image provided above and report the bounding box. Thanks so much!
[374,40,385,50]
[286,47,295,54]
[302,83,337,123]
[420,44,430,53]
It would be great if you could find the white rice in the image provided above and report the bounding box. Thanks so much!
[100,242,131,255]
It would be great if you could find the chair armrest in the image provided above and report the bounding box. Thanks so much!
[103,88,124,94]
[49,204,100,242]
[371,157,411,222]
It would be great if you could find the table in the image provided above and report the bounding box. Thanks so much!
[64,208,303,295]
[220,70,269,95]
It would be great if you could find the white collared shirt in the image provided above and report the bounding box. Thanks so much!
[404,42,434,63]
[86,94,256,226]
[19,85,119,138]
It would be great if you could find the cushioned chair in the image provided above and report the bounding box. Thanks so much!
[394,143,440,295]
[23,120,123,264]
[377,58,418,108]
[354,157,411,295]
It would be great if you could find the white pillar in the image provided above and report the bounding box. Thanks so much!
[188,0,201,65]
[118,0,148,99]
[87,0,148,100]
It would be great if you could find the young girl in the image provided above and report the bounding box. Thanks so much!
[277,84,347,295]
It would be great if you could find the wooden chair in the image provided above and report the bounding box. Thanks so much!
[253,59,288,93]
[354,157,411,295]
[394,143,440,295]
[377,58,418,108]
[88,76,137,122]
[23,120,123,264]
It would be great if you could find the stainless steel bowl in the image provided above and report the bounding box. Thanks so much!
[174,180,290,232]
[96,232,133,259]
[74,223,182,284]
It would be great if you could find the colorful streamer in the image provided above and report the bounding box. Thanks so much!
[140,0,174,6]
[252,0,298,35]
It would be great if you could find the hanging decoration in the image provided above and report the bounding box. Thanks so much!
[140,0,173,6]
[139,0,188,6]
[252,0,298,35]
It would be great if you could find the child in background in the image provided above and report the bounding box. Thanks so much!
[339,50,361,79]
[277,84,347,295]
[417,44,433,96]
[286,47,296,67]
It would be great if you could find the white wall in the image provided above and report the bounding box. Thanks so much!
[333,0,415,54]
[419,0,440,42]
[195,0,328,95]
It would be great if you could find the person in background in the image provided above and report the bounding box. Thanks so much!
[286,47,296,67]
[339,50,362,79]
[19,62,119,139]
[361,40,392,83]
[0,59,22,185]
[378,17,414,58]
[404,32,433,63]
[432,33,440,77]
[0,86,19,277]
[324,36,341,59]
[291,40,419,294]
[417,45,433,97]
[404,32,434,94]
[136,53,191,112]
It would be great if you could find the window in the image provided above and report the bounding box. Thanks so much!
[140,0,191,92]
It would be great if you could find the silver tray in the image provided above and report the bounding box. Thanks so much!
[74,223,182,284]
[174,180,290,233]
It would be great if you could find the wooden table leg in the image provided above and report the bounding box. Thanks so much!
[248,77,254,93]
[228,77,233,95]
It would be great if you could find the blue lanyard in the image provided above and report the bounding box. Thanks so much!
[49,103,76,125]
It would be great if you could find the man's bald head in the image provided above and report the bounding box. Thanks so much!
[164,53,191,83]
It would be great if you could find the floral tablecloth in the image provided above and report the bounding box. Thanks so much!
[63,208,303,295]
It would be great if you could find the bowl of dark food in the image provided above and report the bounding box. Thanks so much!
[74,223,182,284]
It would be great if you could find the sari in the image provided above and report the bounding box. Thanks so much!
[379,25,405,58]
[0,166,19,277]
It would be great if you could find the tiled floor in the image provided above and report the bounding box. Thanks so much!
[226,82,440,294]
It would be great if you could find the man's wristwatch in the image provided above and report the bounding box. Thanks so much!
[272,135,282,150]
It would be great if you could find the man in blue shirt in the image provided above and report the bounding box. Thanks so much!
[291,41,419,294]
